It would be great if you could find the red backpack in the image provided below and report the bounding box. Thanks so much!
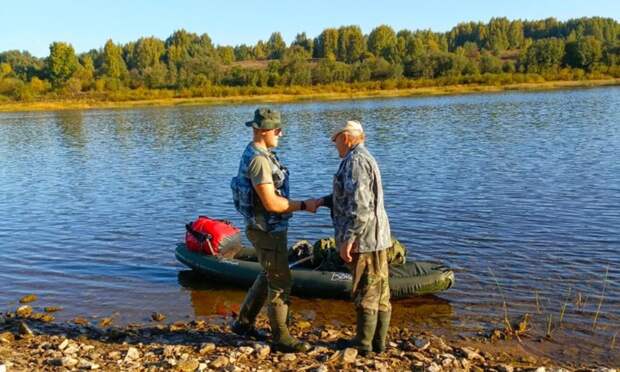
[185,216,241,256]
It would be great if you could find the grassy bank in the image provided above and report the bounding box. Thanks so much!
[1,78,619,113]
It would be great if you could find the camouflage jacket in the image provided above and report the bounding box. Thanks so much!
[326,144,391,253]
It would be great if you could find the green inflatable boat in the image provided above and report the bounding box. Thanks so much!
[176,243,454,299]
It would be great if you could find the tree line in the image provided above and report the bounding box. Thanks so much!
[1,16,619,102]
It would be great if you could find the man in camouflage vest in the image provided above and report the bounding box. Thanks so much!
[230,108,318,352]
[319,120,392,355]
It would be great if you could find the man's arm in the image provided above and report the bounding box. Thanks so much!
[254,183,304,213]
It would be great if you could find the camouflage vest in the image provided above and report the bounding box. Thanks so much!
[231,143,291,232]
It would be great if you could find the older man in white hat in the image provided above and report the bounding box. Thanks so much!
[320,120,392,356]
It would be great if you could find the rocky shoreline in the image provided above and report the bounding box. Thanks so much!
[0,297,617,371]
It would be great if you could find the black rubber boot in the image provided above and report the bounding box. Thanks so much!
[268,304,311,353]
[372,310,391,353]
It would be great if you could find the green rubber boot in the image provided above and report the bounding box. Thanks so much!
[268,304,311,353]
[338,309,378,355]
[354,308,378,356]
[232,274,268,340]
[372,310,391,353]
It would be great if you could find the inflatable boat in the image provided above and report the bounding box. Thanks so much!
[176,243,454,299]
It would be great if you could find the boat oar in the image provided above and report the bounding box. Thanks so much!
[289,255,313,269]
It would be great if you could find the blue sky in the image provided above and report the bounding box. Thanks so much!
[1,0,618,57]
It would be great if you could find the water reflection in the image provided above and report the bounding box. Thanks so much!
[178,270,454,328]
[55,110,85,149]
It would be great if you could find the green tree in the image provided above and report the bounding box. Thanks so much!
[266,32,286,59]
[520,37,565,73]
[508,20,525,49]
[486,17,510,53]
[368,25,398,62]
[314,28,338,59]
[254,40,268,60]
[337,25,365,63]
[102,39,127,80]
[479,51,503,73]
[291,32,313,56]
[234,44,254,61]
[47,42,79,87]
[565,36,603,71]
[133,37,165,71]
[217,46,235,64]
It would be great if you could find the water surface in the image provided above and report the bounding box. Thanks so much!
[1,87,619,364]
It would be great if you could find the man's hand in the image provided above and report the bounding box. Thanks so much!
[339,241,354,263]
[304,198,321,213]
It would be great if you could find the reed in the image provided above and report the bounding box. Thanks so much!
[488,267,513,333]
[611,330,618,350]
[534,290,543,314]
[592,266,609,330]
[558,286,572,326]
[546,314,553,338]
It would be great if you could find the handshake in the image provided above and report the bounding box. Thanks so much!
[301,197,325,213]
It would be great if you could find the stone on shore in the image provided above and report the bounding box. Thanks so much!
[341,347,357,364]
[210,355,229,369]
[254,343,270,359]
[151,312,166,321]
[413,336,430,351]
[124,346,141,361]
[199,342,216,355]
[61,356,78,368]
[177,358,200,372]
[0,332,15,344]
[43,306,62,313]
[16,305,33,318]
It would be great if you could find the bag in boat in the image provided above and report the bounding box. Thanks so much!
[185,216,242,258]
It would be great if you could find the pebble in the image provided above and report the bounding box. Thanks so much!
[459,346,485,362]
[0,332,15,344]
[313,366,328,372]
[16,305,33,318]
[198,362,208,372]
[497,363,514,372]
[534,368,546,372]
[78,359,100,370]
[199,342,216,354]
[124,346,141,361]
[58,339,69,350]
[239,346,254,355]
[282,353,297,362]
[107,351,121,360]
[341,347,358,364]
[210,355,229,368]
[255,343,271,359]
[63,344,80,355]
[0,364,5,372]
[413,337,430,351]
[410,351,432,364]
[427,362,442,372]
[61,356,78,367]
[177,358,200,372]
[151,312,166,321]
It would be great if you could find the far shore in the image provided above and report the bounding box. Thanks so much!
[1,78,619,114]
